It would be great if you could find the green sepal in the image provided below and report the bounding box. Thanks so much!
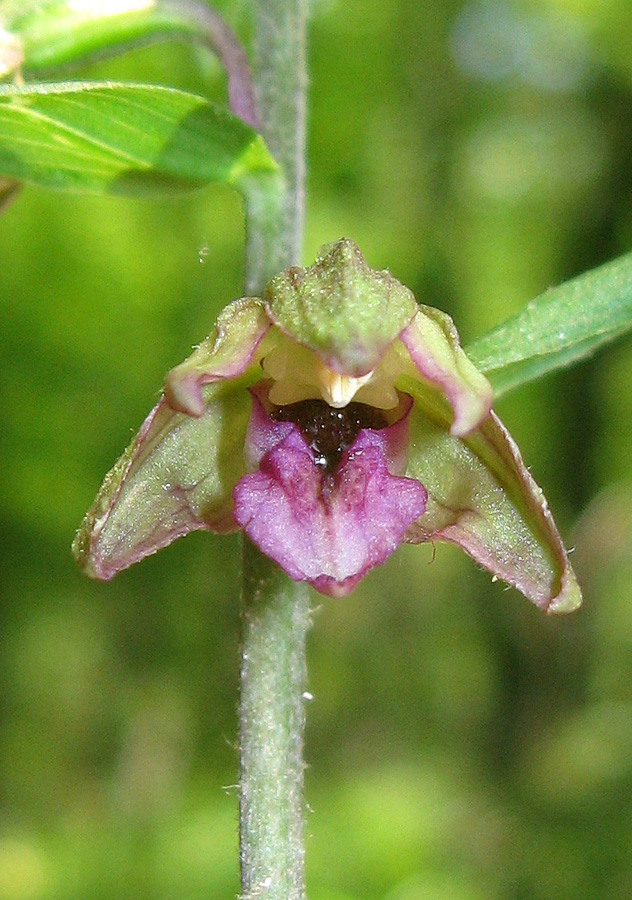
[404,391,581,614]
[72,380,252,580]
[264,239,417,376]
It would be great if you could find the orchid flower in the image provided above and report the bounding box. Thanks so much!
[73,239,581,613]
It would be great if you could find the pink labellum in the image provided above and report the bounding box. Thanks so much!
[233,389,427,596]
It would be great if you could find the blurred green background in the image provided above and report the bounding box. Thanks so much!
[2,0,632,897]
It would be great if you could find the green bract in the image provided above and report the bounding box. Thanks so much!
[74,240,582,611]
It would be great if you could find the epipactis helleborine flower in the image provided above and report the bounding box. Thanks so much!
[73,239,581,612]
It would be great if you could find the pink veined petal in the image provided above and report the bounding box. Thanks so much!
[232,403,427,596]
[164,297,271,415]
[263,238,418,377]
[400,307,492,437]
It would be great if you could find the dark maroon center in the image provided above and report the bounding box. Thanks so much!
[270,399,388,473]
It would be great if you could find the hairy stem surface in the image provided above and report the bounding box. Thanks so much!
[239,0,309,898]
[243,0,306,293]
[240,543,310,899]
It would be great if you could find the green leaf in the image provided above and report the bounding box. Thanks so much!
[0,0,218,72]
[466,251,632,398]
[0,81,277,195]
[0,0,259,128]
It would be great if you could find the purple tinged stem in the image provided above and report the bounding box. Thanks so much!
[158,0,259,128]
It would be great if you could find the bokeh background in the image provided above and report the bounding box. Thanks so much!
[2,0,632,897]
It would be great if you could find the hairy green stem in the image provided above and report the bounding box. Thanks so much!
[243,0,306,292]
[239,0,309,897]
[239,543,311,900]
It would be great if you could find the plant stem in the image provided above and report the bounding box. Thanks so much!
[239,543,311,900]
[239,0,309,898]
[243,0,306,292]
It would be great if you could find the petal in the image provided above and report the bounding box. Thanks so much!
[72,381,251,580]
[164,296,271,415]
[405,407,581,614]
[263,238,417,377]
[399,306,493,437]
[232,392,427,596]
